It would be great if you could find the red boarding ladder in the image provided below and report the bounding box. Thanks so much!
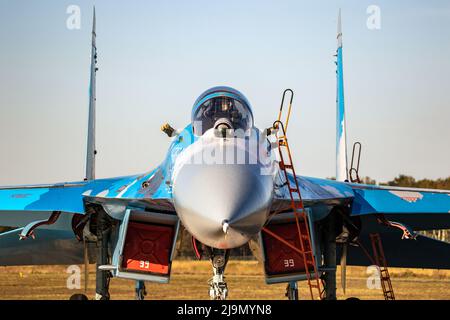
[349,158,395,301]
[356,233,395,300]
[262,89,323,300]
[370,233,395,300]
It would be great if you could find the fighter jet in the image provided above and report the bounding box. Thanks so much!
[1,10,449,300]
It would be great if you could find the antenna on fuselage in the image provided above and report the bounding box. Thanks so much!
[336,9,348,182]
[85,7,97,181]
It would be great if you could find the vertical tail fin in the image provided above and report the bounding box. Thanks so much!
[85,7,97,181]
[336,9,348,182]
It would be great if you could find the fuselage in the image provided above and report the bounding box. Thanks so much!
[170,87,277,249]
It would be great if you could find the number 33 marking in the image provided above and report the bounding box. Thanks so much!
[284,259,295,268]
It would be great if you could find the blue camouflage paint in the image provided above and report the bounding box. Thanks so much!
[351,186,450,215]
[0,125,197,215]
[336,46,345,145]
[336,44,348,182]
[1,84,449,247]
[1,120,449,220]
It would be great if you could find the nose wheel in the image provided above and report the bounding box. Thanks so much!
[208,274,228,300]
[207,249,230,300]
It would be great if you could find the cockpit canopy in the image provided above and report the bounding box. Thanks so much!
[191,86,254,136]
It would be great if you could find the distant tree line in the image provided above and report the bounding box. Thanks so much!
[381,174,450,190]
[330,174,450,190]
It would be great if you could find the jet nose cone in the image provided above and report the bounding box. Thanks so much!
[173,163,273,249]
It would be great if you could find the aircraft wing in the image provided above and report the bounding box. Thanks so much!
[0,167,174,221]
[270,175,354,219]
[272,175,450,229]
[350,183,450,230]
[272,176,450,269]
[0,124,191,266]
[0,167,175,266]
[345,183,450,269]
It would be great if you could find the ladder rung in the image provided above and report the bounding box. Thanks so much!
[279,163,291,169]
[289,188,299,193]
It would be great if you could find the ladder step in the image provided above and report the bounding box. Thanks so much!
[279,163,291,170]
[272,105,324,300]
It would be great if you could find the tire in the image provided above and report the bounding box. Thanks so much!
[69,293,89,300]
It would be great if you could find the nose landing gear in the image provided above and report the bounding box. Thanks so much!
[208,274,228,300]
[207,250,230,300]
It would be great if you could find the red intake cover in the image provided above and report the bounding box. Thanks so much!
[262,222,312,276]
[121,221,174,275]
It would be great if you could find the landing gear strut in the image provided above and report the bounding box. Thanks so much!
[322,211,337,300]
[207,249,230,300]
[95,209,112,300]
[135,280,147,300]
[285,281,299,300]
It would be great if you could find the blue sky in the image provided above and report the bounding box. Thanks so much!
[0,0,449,185]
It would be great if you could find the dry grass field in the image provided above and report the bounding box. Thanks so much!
[0,260,449,300]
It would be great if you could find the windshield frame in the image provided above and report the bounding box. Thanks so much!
[191,90,254,136]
